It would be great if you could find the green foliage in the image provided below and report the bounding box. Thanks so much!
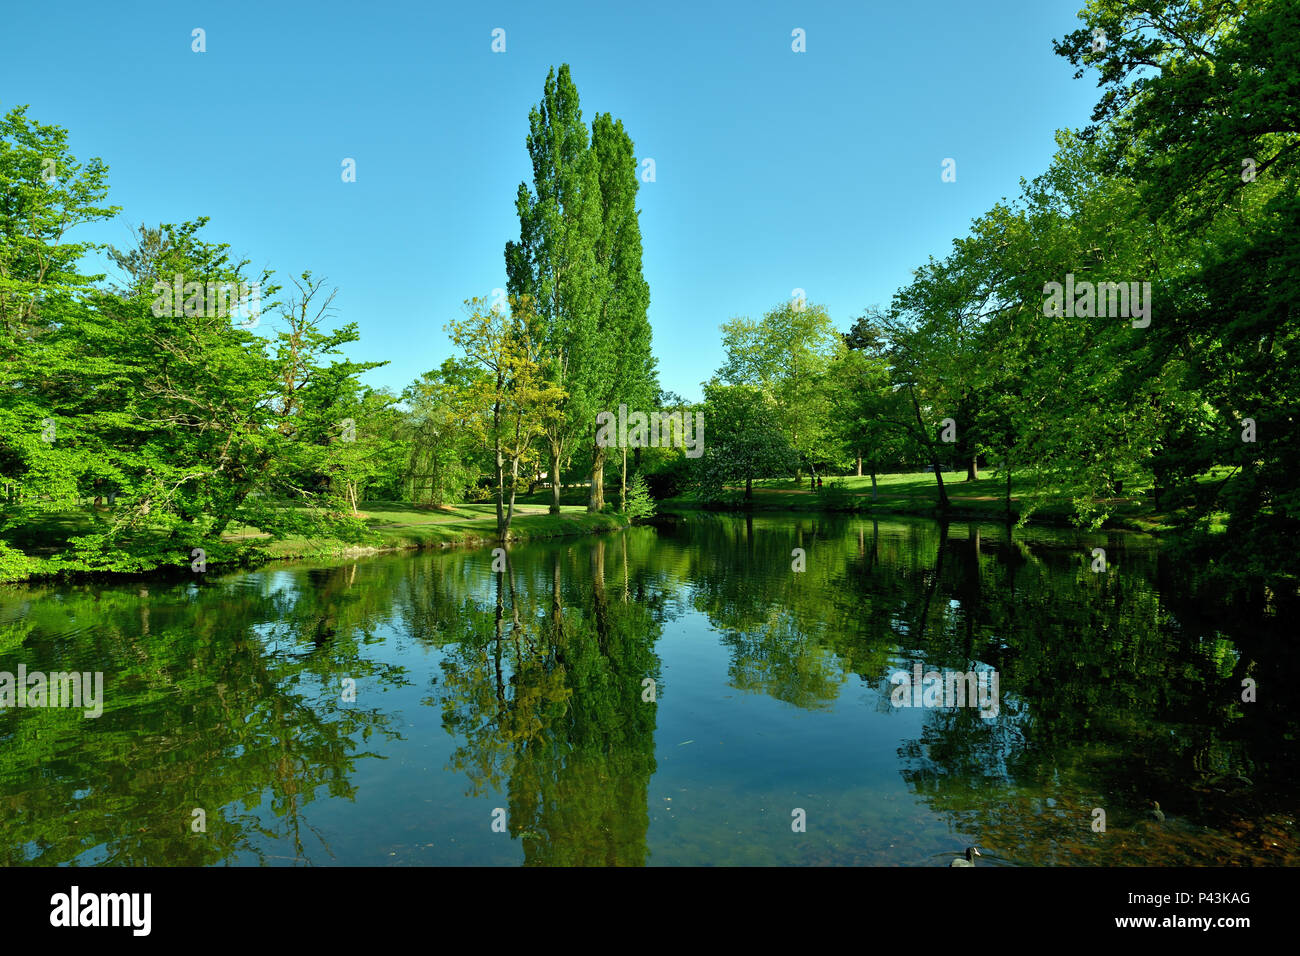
[504,67,658,514]
[403,358,485,507]
[0,108,397,576]
[717,300,841,474]
[1048,0,1300,574]
[0,540,41,583]
[447,295,566,540]
[504,64,605,513]
[585,111,657,511]
[828,319,912,477]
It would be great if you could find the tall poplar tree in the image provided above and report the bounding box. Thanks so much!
[586,112,654,512]
[504,65,603,514]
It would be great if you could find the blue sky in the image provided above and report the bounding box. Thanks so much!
[0,0,1100,403]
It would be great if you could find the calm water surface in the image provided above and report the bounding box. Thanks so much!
[2,514,1296,866]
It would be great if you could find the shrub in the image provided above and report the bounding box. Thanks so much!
[821,480,858,512]
[622,473,657,522]
[644,456,692,499]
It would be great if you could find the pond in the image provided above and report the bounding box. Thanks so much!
[1,513,1296,866]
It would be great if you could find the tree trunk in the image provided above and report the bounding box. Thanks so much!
[870,470,878,501]
[745,475,753,500]
[933,467,950,511]
[855,457,863,477]
[549,445,562,514]
[1005,464,1013,520]
[209,488,250,536]
[966,456,978,481]
[588,442,605,512]
[908,385,950,511]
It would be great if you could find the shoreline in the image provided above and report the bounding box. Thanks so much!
[657,496,1170,536]
[0,511,631,587]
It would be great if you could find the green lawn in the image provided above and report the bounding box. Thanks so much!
[234,501,623,558]
[662,468,1235,533]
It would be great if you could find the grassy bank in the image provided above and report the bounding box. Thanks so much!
[248,504,629,559]
[2,468,1229,584]
[0,501,629,584]
[660,470,1230,535]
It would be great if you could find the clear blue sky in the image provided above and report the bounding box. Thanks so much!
[0,0,1100,403]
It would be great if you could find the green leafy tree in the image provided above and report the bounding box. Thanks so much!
[448,296,565,539]
[403,359,488,506]
[829,317,911,496]
[717,301,840,483]
[0,104,118,517]
[1058,0,1300,574]
[695,382,794,503]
